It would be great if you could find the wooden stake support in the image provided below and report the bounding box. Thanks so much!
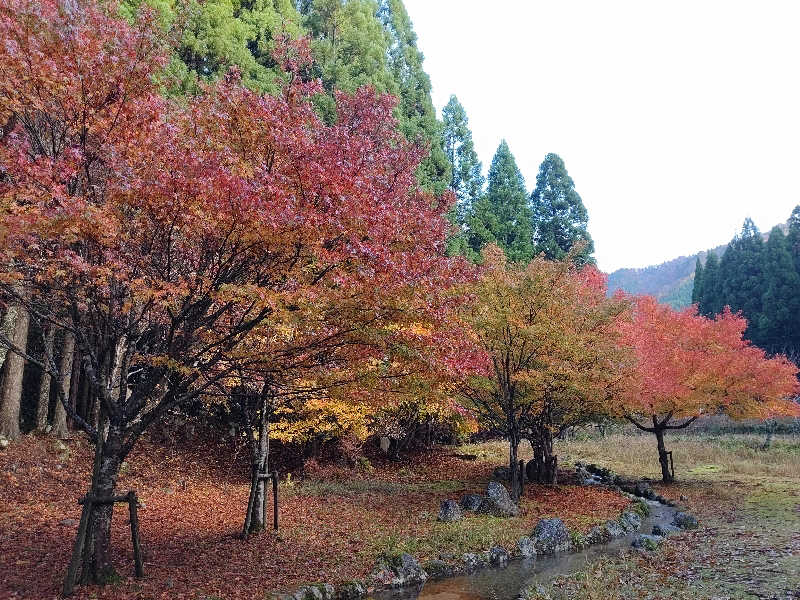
[243,470,279,539]
[63,490,144,596]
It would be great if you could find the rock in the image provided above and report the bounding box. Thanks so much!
[679,494,687,502]
[335,581,366,600]
[634,481,655,499]
[492,466,511,481]
[672,512,699,530]
[0,437,9,450]
[605,520,626,539]
[478,482,519,517]
[584,524,611,546]
[379,436,390,454]
[489,546,509,566]
[516,536,536,558]
[459,494,484,511]
[531,518,571,555]
[619,511,642,532]
[54,440,67,453]
[59,518,77,527]
[422,560,455,580]
[295,584,335,600]
[652,524,681,537]
[632,534,664,550]
[369,553,427,588]
[574,465,602,486]
[438,499,463,522]
[461,553,488,572]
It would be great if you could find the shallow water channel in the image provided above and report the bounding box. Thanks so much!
[373,503,677,600]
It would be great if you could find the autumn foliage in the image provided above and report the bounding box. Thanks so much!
[618,296,799,481]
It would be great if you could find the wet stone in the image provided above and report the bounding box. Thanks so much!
[605,520,626,539]
[632,534,665,550]
[619,510,642,532]
[517,536,536,558]
[652,523,681,537]
[489,546,510,566]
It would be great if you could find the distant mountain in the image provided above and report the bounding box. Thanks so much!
[607,225,786,309]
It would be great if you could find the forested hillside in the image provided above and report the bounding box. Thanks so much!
[607,244,726,309]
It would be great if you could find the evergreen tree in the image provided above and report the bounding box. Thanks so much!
[442,95,483,258]
[530,153,595,265]
[301,0,396,123]
[377,0,450,195]
[467,141,534,262]
[787,205,800,273]
[718,218,765,344]
[122,0,305,96]
[759,227,800,353]
[698,250,721,317]
[691,257,703,305]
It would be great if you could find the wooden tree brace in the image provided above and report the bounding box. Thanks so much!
[63,490,144,596]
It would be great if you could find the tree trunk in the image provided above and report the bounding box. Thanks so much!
[0,302,30,440]
[761,419,776,450]
[654,427,673,483]
[81,424,124,583]
[36,324,56,432]
[526,426,557,485]
[52,332,75,438]
[509,433,521,502]
[244,395,271,535]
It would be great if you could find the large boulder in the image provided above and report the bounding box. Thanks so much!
[531,518,571,555]
[438,499,463,522]
[516,536,536,558]
[672,512,699,530]
[478,482,519,517]
[619,511,642,532]
[459,494,484,512]
[575,465,602,486]
[369,553,428,588]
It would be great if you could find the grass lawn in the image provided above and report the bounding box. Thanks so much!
[0,435,627,600]
[524,433,800,600]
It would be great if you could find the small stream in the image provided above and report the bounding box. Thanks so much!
[373,503,677,600]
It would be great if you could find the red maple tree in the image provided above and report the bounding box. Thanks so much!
[619,296,799,482]
[0,0,478,585]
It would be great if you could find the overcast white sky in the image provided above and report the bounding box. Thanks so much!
[403,0,800,273]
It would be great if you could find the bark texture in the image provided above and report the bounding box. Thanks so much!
[52,332,75,438]
[36,325,56,432]
[0,302,30,440]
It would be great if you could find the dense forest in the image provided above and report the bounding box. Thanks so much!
[693,208,800,355]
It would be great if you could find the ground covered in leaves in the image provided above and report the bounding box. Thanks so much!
[524,433,800,600]
[0,435,628,600]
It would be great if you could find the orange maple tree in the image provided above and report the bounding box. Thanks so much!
[455,245,629,495]
[619,296,799,482]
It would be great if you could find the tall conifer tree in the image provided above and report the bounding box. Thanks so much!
[698,250,721,317]
[467,141,534,262]
[691,257,704,305]
[530,153,594,265]
[759,227,800,352]
[719,218,765,344]
[442,95,483,258]
[378,0,450,195]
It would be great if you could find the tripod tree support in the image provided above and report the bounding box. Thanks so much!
[62,491,144,596]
